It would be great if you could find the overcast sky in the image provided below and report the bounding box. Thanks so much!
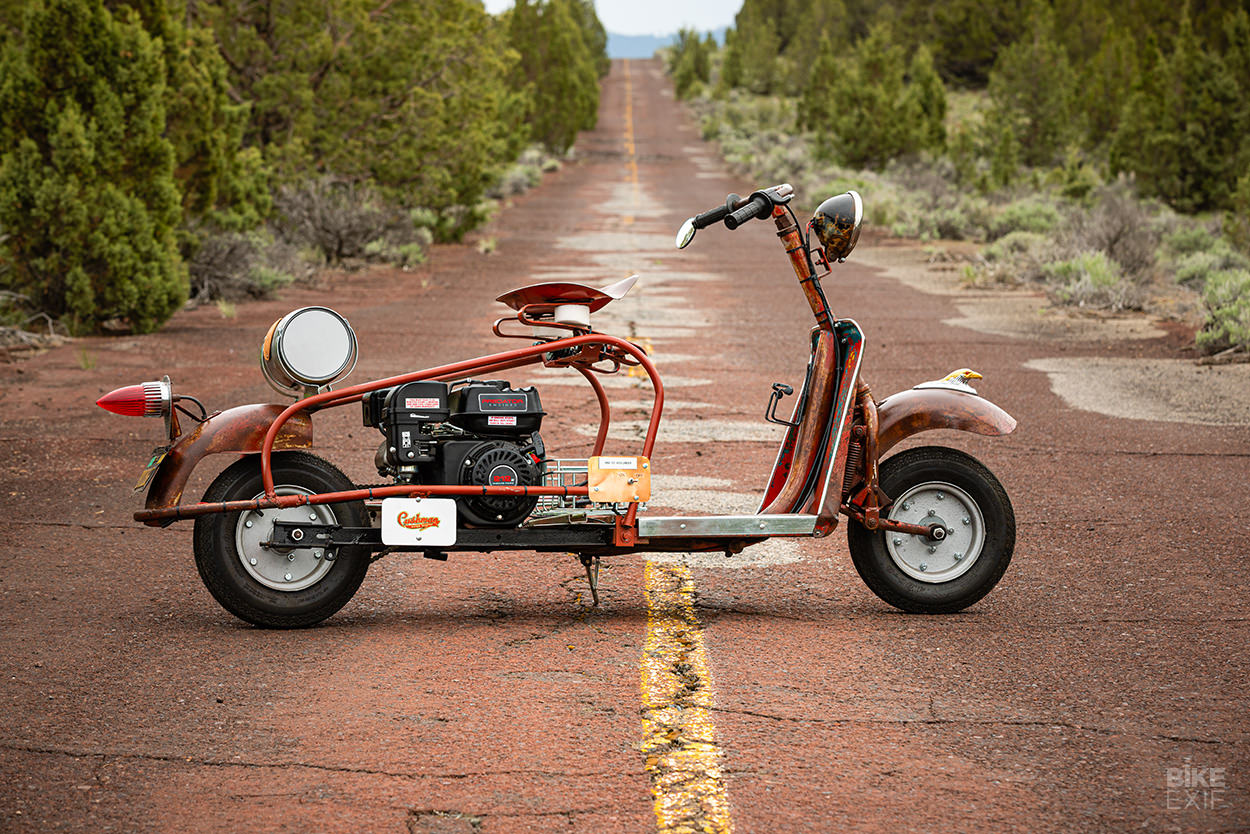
[481,0,742,36]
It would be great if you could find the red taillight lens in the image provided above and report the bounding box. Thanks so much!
[96,381,168,417]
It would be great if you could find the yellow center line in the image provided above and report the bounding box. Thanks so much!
[641,562,733,833]
[623,59,639,225]
[626,59,731,830]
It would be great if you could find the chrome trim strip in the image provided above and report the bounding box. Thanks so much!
[639,514,817,538]
[813,319,864,513]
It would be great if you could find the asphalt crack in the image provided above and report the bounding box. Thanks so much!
[704,707,1226,745]
[0,742,624,780]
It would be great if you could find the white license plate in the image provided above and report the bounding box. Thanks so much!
[381,498,458,547]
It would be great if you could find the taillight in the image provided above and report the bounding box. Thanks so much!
[97,379,171,418]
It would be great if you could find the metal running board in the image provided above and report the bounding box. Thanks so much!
[637,514,817,538]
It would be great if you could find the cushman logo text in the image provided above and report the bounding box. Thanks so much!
[396,512,440,531]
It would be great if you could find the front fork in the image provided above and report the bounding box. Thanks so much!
[838,383,953,540]
[841,381,887,527]
[837,382,999,542]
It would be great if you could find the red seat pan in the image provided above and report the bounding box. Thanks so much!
[496,274,638,312]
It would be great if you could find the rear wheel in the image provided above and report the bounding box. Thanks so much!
[847,446,1014,613]
[193,452,369,628]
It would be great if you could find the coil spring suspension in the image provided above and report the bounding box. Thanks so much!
[842,438,863,495]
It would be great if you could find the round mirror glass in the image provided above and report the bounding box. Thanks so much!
[676,217,696,250]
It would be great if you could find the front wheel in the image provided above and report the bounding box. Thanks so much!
[847,446,1015,613]
[193,452,370,628]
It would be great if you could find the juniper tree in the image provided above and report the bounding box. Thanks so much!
[0,0,186,333]
[671,28,711,99]
[724,0,780,94]
[507,0,600,153]
[985,3,1079,168]
[116,0,269,229]
[1112,11,1241,211]
[807,23,939,169]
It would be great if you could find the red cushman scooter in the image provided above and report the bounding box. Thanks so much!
[98,185,1016,627]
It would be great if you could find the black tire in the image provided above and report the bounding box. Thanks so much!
[847,446,1014,614]
[193,451,370,628]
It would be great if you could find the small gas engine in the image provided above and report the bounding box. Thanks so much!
[363,380,547,528]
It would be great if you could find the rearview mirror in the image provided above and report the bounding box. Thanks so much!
[676,217,696,250]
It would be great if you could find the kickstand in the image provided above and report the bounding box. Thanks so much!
[578,554,601,606]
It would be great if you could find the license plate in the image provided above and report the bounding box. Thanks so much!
[134,447,169,492]
[381,498,458,547]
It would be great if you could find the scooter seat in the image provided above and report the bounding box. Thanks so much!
[496,274,638,313]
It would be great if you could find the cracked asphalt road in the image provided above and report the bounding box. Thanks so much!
[1,59,1247,832]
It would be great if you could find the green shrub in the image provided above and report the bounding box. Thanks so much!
[489,164,543,198]
[1197,268,1250,352]
[1042,251,1138,310]
[983,231,1047,262]
[248,266,295,295]
[363,238,425,267]
[1223,171,1250,253]
[410,208,440,232]
[1059,163,1102,201]
[1171,239,1249,286]
[990,199,1061,239]
[1073,181,1159,277]
[1174,252,1222,287]
[1163,224,1219,258]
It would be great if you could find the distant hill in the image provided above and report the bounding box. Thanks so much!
[607,27,726,60]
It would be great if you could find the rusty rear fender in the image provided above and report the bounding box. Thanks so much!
[875,388,1016,457]
[141,403,313,525]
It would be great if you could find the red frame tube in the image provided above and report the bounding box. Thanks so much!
[259,334,663,500]
[576,365,611,456]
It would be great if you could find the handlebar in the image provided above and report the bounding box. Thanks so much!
[691,193,740,229]
[691,184,793,231]
[676,183,797,251]
[724,195,771,230]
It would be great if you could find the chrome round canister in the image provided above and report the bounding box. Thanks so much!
[261,306,358,395]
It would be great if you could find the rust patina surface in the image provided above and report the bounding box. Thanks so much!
[141,403,313,523]
[875,387,1017,455]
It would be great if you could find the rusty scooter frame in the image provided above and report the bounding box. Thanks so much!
[98,184,1016,627]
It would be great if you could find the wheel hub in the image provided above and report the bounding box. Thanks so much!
[235,486,336,591]
[885,481,984,583]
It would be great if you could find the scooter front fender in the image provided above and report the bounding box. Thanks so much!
[141,404,313,525]
[875,387,1016,456]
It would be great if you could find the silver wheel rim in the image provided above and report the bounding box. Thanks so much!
[235,485,337,592]
[884,481,985,584]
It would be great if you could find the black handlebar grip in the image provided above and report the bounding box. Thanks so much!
[692,193,742,229]
[692,204,729,230]
[724,196,770,230]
